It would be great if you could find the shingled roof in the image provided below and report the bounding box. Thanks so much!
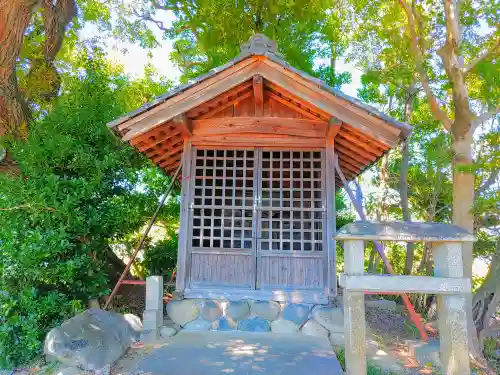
[108,34,412,185]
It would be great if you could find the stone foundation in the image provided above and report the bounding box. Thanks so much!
[163,298,345,343]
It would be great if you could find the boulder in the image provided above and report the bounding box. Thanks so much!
[183,318,212,331]
[281,304,310,326]
[271,319,298,334]
[44,309,141,371]
[250,300,280,321]
[200,300,222,322]
[166,299,200,327]
[159,325,178,338]
[212,317,237,331]
[312,306,344,333]
[225,300,250,321]
[301,319,329,338]
[329,332,345,346]
[238,317,271,332]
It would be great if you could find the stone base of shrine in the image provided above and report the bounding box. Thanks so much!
[151,297,345,345]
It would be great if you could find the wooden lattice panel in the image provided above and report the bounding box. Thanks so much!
[259,150,325,252]
[191,149,255,250]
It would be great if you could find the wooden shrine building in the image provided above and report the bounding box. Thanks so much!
[109,34,412,304]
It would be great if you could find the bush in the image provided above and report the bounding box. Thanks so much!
[0,53,173,368]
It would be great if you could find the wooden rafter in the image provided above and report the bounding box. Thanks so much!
[145,132,184,158]
[253,75,264,116]
[172,113,192,137]
[335,137,377,162]
[152,143,184,164]
[198,91,252,119]
[337,128,385,154]
[334,143,372,165]
[266,91,324,120]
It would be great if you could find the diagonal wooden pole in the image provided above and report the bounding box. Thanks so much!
[104,164,182,310]
[334,154,428,340]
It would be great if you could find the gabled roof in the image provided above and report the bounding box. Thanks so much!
[108,34,412,185]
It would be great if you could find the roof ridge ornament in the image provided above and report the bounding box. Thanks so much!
[241,33,277,54]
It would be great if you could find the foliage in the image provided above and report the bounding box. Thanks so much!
[0,52,175,368]
[141,232,179,280]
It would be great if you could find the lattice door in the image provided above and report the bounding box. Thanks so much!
[257,150,327,289]
[189,149,256,288]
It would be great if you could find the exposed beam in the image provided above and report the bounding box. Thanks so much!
[152,143,184,164]
[198,91,252,119]
[253,75,264,116]
[335,137,377,162]
[337,128,385,154]
[266,91,326,120]
[129,122,176,147]
[193,117,327,138]
[327,117,342,144]
[192,133,326,148]
[334,143,372,165]
[189,81,253,117]
[145,133,184,158]
[172,113,192,137]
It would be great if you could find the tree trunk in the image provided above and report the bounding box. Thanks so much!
[0,0,37,140]
[401,138,415,274]
[473,239,500,351]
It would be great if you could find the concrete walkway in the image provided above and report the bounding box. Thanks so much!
[127,331,344,375]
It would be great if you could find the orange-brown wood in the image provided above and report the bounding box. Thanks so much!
[266,91,324,120]
[192,134,326,148]
[129,122,176,147]
[253,75,264,117]
[188,81,253,118]
[198,91,252,119]
[117,58,258,132]
[327,118,342,145]
[334,143,372,165]
[172,113,192,137]
[192,117,327,138]
[335,137,377,161]
[337,128,385,154]
[337,152,364,169]
[340,124,389,150]
[145,133,184,157]
[152,143,184,164]
[159,150,183,168]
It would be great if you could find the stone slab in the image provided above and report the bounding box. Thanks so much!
[129,331,343,375]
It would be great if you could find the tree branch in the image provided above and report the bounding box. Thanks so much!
[398,0,452,130]
[472,107,500,132]
[131,8,168,31]
[476,169,500,195]
[463,30,500,74]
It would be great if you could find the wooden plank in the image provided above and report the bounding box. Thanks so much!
[189,81,253,117]
[253,75,264,116]
[122,60,261,141]
[334,143,372,165]
[145,133,184,157]
[152,143,183,164]
[341,124,389,150]
[337,128,385,154]
[158,146,184,167]
[256,63,399,146]
[129,122,176,147]
[266,91,325,120]
[198,91,252,119]
[337,152,364,169]
[325,145,337,297]
[335,137,377,161]
[192,134,326,148]
[175,140,192,293]
[193,117,327,138]
[338,159,361,174]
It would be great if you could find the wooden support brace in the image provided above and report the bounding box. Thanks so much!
[253,75,264,116]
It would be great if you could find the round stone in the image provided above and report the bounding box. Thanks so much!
[183,318,211,331]
[211,317,237,331]
[271,319,298,334]
[166,299,200,327]
[301,319,329,338]
[312,306,344,333]
[329,332,345,346]
[281,304,310,326]
[201,300,222,322]
[226,300,250,321]
[238,317,271,332]
[159,325,177,338]
[250,300,281,321]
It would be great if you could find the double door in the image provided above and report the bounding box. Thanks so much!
[188,148,327,290]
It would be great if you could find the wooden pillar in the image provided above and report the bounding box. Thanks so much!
[175,140,193,294]
[343,239,367,375]
[432,242,471,375]
[325,143,337,298]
